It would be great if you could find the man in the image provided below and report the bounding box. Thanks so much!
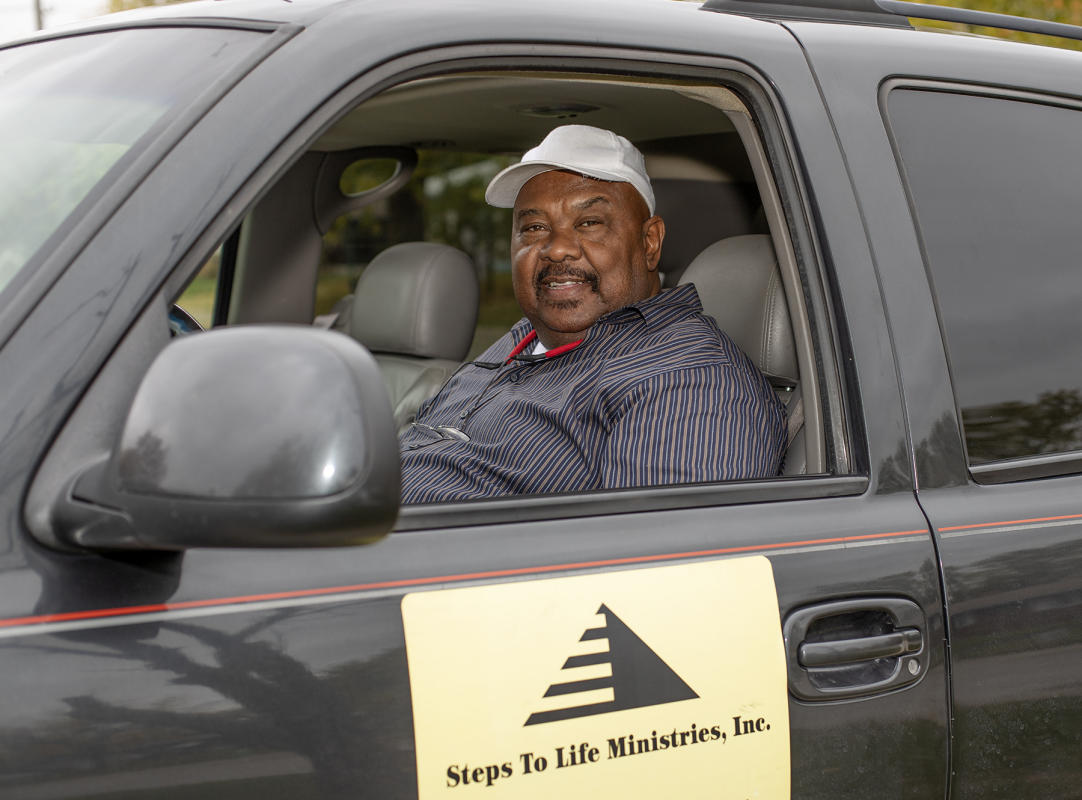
[399,124,785,503]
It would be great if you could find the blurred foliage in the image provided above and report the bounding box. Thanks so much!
[175,249,219,327]
[107,0,190,12]
[879,388,1082,485]
[963,388,1082,463]
[911,0,1082,50]
[321,150,514,275]
[339,159,400,196]
[318,150,520,353]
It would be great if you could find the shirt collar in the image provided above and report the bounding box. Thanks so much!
[598,283,703,331]
[506,283,704,347]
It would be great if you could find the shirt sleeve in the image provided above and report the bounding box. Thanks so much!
[595,363,786,488]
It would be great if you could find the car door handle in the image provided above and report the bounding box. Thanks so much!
[783,598,928,700]
[799,628,922,668]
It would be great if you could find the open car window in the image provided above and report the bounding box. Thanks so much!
[174,68,834,511]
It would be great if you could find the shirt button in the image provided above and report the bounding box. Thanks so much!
[459,412,468,420]
[508,372,520,383]
[408,444,420,450]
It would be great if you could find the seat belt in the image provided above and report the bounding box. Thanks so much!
[786,390,804,446]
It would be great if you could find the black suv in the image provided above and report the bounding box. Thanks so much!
[1,0,1080,797]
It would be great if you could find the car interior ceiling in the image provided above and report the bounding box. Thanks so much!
[208,71,823,476]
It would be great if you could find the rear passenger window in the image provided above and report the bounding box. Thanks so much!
[887,88,1082,467]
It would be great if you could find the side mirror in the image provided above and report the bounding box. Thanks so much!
[55,326,400,550]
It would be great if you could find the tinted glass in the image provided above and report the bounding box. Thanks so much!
[888,88,1082,464]
[0,27,264,298]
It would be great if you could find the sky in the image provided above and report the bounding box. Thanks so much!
[0,0,111,41]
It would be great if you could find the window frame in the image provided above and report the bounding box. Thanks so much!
[271,51,854,529]
[154,48,861,532]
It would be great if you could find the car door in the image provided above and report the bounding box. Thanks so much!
[792,19,1082,798]
[1,4,947,798]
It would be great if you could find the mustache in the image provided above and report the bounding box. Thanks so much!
[535,263,600,292]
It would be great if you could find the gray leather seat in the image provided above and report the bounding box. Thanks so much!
[651,177,756,286]
[333,242,479,431]
[678,234,805,475]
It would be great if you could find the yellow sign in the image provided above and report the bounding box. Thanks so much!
[401,556,789,799]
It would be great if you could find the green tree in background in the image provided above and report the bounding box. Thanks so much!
[964,389,1082,463]
[107,0,186,12]
[913,0,1082,50]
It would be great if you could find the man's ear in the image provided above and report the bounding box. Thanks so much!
[642,216,666,272]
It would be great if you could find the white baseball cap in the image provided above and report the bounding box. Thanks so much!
[485,125,655,215]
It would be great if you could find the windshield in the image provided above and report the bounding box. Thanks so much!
[0,26,266,295]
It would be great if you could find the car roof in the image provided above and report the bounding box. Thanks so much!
[27,0,696,38]
[51,0,346,31]
[15,0,1077,59]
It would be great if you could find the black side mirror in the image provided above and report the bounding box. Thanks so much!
[55,326,400,550]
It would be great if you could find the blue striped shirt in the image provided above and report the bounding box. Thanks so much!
[399,283,785,503]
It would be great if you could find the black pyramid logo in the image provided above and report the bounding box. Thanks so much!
[525,604,698,726]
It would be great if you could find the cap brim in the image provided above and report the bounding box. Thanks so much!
[485,160,637,209]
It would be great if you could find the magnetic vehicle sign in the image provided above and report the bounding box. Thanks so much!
[401,555,790,798]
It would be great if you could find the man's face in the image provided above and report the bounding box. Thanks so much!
[511,170,665,348]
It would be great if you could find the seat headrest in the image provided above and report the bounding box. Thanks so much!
[650,178,754,286]
[349,242,479,361]
[679,234,797,382]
